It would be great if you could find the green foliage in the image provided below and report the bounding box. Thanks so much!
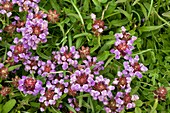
[0,0,170,113]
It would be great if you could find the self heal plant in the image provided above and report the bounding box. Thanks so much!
[7,38,32,63]
[52,46,80,70]
[18,11,48,50]
[123,55,148,78]
[104,92,139,113]
[70,68,94,92]
[110,26,137,60]
[90,75,115,105]
[0,0,13,17]
[12,0,40,12]
[18,76,43,95]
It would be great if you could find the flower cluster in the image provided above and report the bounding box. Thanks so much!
[0,0,149,112]
[154,87,167,100]
[91,13,107,36]
[0,0,13,17]
[110,26,137,60]
[52,46,80,70]
[0,63,8,79]
[104,92,139,113]
[12,0,40,12]
[18,76,43,95]
[39,73,69,111]
[7,38,32,63]
[18,10,48,50]
[90,75,115,105]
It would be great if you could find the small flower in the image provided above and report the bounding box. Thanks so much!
[0,0,13,17]
[38,60,56,79]
[12,76,20,87]
[23,56,39,74]
[91,14,106,36]
[113,72,132,93]
[123,55,148,78]
[0,63,8,79]
[47,10,60,23]
[70,68,93,92]
[0,86,11,96]
[4,23,16,35]
[52,46,80,70]
[68,98,81,112]
[90,75,115,104]
[83,55,104,75]
[110,26,137,60]
[79,46,90,58]
[18,76,43,95]
[154,87,167,100]
[12,0,40,12]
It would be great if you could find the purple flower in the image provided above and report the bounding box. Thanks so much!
[18,76,43,95]
[68,98,81,112]
[113,72,132,93]
[52,46,80,70]
[70,68,94,92]
[90,75,115,104]
[23,56,39,74]
[123,55,148,78]
[83,55,104,75]
[0,0,13,17]
[110,26,137,60]
[38,60,56,79]
[12,0,40,12]
[7,39,32,63]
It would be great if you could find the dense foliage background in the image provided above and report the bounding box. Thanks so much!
[0,0,170,113]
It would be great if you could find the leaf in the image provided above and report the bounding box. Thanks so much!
[104,55,114,67]
[90,45,100,53]
[97,51,110,61]
[30,102,40,108]
[36,47,50,60]
[64,102,77,113]
[73,33,90,39]
[116,0,127,3]
[110,19,129,26]
[135,100,143,107]
[117,7,132,21]
[8,64,22,71]
[98,0,107,3]
[162,11,170,18]
[135,107,142,113]
[76,37,85,49]
[3,99,16,113]
[150,99,158,113]
[50,0,60,11]
[139,25,164,32]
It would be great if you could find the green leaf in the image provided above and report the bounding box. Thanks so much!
[110,19,129,26]
[73,33,90,39]
[50,0,60,11]
[162,11,170,18]
[98,0,107,3]
[8,64,22,71]
[150,99,158,113]
[135,100,143,107]
[117,7,132,21]
[3,99,16,113]
[30,102,40,108]
[139,25,164,32]
[76,37,85,49]
[135,107,142,113]
[97,51,110,61]
[36,47,50,60]
[116,0,127,3]
[64,102,77,113]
